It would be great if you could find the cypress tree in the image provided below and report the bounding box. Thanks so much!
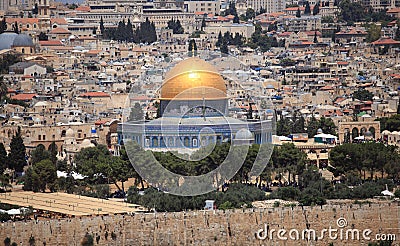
[0,142,7,174]
[48,142,58,166]
[8,127,26,173]
[127,19,134,42]
[296,8,301,18]
[0,17,7,34]
[304,1,311,15]
[100,17,105,34]
[313,2,320,15]
[216,31,223,47]
[13,21,19,34]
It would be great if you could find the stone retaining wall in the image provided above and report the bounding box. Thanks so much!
[1,202,399,245]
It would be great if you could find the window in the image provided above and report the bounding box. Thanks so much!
[43,135,45,140]
[38,135,41,140]
[193,138,198,147]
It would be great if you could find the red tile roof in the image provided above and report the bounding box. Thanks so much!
[95,119,108,125]
[50,27,71,34]
[51,18,68,25]
[6,18,39,24]
[39,40,63,46]
[11,93,37,101]
[79,92,110,97]
[371,37,400,45]
[387,7,400,13]
[75,6,91,12]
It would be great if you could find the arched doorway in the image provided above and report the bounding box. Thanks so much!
[352,128,359,140]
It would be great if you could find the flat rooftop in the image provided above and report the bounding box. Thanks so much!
[0,191,144,216]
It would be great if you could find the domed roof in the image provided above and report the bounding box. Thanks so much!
[161,57,227,100]
[12,34,34,47]
[364,131,373,137]
[0,32,18,50]
[317,128,323,134]
[66,128,75,138]
[80,139,95,148]
[235,129,253,140]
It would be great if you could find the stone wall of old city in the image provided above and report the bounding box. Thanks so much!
[0,202,399,245]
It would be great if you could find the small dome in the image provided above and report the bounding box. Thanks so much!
[12,34,34,47]
[235,129,253,140]
[80,139,95,148]
[364,131,373,137]
[317,128,323,134]
[65,128,75,138]
[0,32,18,50]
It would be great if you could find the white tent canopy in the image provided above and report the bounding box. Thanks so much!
[57,171,86,180]
[314,133,337,139]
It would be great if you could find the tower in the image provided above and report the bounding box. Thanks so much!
[37,0,50,30]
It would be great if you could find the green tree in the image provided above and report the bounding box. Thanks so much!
[0,76,7,100]
[201,17,206,31]
[38,32,48,41]
[353,89,373,101]
[245,8,255,20]
[317,116,337,136]
[0,17,7,34]
[306,116,319,137]
[395,24,400,41]
[216,31,223,47]
[8,127,26,173]
[74,145,132,193]
[225,2,238,16]
[32,3,38,15]
[365,23,381,43]
[167,18,184,34]
[274,143,307,183]
[0,142,7,174]
[277,117,292,136]
[30,144,50,165]
[48,142,58,166]
[129,102,144,121]
[13,22,19,34]
[24,159,57,192]
[304,1,311,15]
[313,2,320,15]
[339,0,365,23]
[296,8,301,18]
[81,233,94,246]
[188,39,197,56]
[100,16,105,34]
[220,40,229,54]
[233,15,240,23]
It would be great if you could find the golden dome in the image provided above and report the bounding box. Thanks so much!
[161,57,227,100]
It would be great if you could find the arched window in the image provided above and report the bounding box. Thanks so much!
[192,138,198,147]
[184,137,190,147]
[61,130,66,138]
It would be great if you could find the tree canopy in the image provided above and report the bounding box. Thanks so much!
[74,145,133,192]
[167,18,184,34]
[8,128,26,173]
[24,159,57,192]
